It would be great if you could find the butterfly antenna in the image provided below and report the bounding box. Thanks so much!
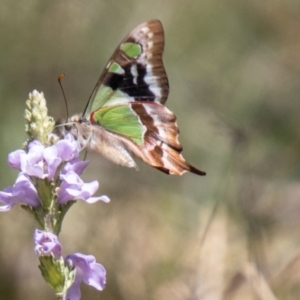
[58,73,69,120]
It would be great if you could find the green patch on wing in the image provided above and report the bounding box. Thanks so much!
[85,85,133,118]
[92,85,113,108]
[108,62,125,74]
[93,105,145,145]
[121,42,142,58]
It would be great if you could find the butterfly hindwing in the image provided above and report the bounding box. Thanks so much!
[90,102,205,176]
[91,103,145,145]
[83,20,169,119]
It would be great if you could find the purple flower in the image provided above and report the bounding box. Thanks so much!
[43,136,80,180]
[58,171,110,204]
[9,142,45,178]
[7,134,81,181]
[0,173,40,211]
[62,159,89,176]
[66,253,106,300]
[1,134,109,212]
[34,229,62,259]
[8,149,26,169]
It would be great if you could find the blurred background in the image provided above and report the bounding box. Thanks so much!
[1,0,300,299]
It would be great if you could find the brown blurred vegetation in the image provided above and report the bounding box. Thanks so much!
[1,0,300,299]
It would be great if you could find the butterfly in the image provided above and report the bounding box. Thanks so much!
[55,20,206,176]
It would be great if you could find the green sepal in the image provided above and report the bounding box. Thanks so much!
[21,200,75,236]
[53,201,76,235]
[38,256,76,295]
[21,205,45,229]
[34,178,54,208]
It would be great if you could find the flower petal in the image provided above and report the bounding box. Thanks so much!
[43,147,62,180]
[0,173,40,210]
[34,229,62,259]
[62,159,89,176]
[66,253,106,300]
[85,195,110,204]
[58,171,108,204]
[43,136,81,180]
[8,149,26,169]
[21,143,45,178]
[0,186,14,211]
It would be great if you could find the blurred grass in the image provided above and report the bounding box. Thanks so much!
[1,0,300,299]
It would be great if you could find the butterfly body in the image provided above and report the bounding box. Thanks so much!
[55,20,206,176]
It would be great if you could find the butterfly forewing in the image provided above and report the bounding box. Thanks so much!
[83,20,169,119]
